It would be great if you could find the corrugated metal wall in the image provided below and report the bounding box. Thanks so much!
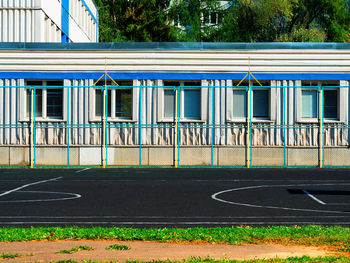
[0,0,36,42]
[0,78,348,147]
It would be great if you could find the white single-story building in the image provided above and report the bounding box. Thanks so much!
[0,42,349,167]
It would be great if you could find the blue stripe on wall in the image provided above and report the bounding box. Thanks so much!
[81,0,98,24]
[0,72,350,80]
[61,0,69,42]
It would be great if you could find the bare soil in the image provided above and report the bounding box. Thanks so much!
[0,240,329,263]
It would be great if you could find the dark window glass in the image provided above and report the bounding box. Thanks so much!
[253,90,269,118]
[116,89,132,118]
[47,89,63,118]
[95,89,111,117]
[324,90,338,119]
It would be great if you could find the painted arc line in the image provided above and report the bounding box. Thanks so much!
[0,222,349,225]
[211,183,350,214]
[0,191,81,203]
[303,190,326,205]
[0,177,62,198]
[75,168,91,173]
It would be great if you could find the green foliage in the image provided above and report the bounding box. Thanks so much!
[0,253,21,259]
[57,245,93,254]
[95,0,350,42]
[168,0,225,42]
[218,0,350,42]
[106,244,131,250]
[95,0,175,42]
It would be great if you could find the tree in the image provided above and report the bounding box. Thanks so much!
[219,0,350,42]
[168,0,225,42]
[96,0,175,42]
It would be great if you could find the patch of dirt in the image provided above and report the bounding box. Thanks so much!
[0,240,329,263]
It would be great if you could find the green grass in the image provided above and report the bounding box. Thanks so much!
[0,253,21,259]
[0,226,349,249]
[57,245,93,254]
[48,256,350,263]
[106,244,131,250]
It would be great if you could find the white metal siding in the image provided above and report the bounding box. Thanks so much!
[0,50,348,72]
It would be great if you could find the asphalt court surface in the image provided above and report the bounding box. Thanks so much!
[0,168,349,227]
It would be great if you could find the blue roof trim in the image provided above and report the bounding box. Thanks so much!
[0,72,349,80]
[0,42,349,51]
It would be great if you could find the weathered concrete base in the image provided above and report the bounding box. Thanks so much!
[287,148,318,166]
[1,146,349,167]
[217,147,245,166]
[324,148,350,166]
[252,147,284,166]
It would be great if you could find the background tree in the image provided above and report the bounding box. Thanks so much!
[218,0,350,42]
[96,0,350,42]
[96,0,175,42]
[168,0,224,42]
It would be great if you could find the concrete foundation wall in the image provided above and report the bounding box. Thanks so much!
[1,146,350,167]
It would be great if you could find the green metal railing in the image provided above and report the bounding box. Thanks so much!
[0,84,349,168]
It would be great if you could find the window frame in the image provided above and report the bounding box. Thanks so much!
[20,80,67,122]
[227,80,276,123]
[296,81,345,123]
[89,80,137,122]
[158,80,207,123]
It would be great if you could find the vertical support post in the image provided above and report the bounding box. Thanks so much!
[246,60,251,168]
[139,83,142,166]
[102,76,107,168]
[319,86,324,168]
[67,84,70,166]
[283,85,287,167]
[30,87,34,168]
[174,86,179,168]
[211,84,214,167]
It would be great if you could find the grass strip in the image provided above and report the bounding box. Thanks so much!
[0,253,21,259]
[51,256,350,263]
[106,244,131,250]
[57,245,93,254]
[0,226,349,249]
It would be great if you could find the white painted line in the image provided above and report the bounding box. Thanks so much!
[0,177,62,198]
[211,183,350,214]
[75,168,91,173]
[0,190,81,203]
[303,190,326,205]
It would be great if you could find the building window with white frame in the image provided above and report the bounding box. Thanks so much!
[298,81,344,122]
[25,80,64,120]
[92,80,133,121]
[160,81,203,122]
[228,81,274,122]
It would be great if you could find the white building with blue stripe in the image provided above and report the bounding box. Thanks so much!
[0,0,98,43]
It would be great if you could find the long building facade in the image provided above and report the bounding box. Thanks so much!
[0,0,98,42]
[0,42,349,167]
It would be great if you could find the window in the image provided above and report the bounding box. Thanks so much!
[24,80,64,120]
[253,90,269,119]
[297,81,345,122]
[159,81,203,122]
[228,81,274,122]
[92,80,134,121]
[323,90,338,119]
[302,90,318,118]
[232,89,247,118]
